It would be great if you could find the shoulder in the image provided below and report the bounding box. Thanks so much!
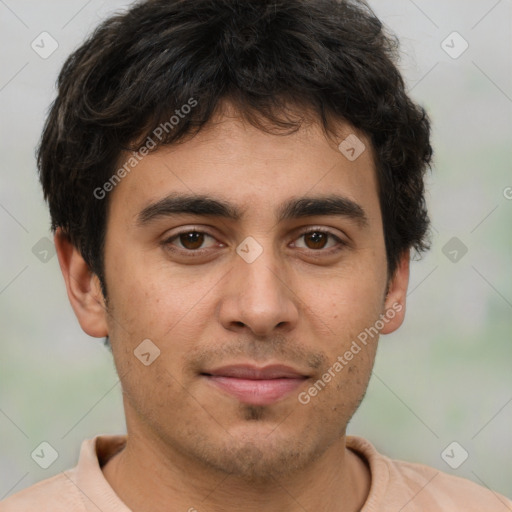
[0,469,85,512]
[347,435,512,511]
[390,458,512,510]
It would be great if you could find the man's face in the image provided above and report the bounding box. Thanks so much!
[99,107,406,480]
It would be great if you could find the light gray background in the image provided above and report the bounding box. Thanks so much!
[1,0,511,501]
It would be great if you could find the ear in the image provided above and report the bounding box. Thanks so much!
[380,250,410,335]
[54,228,108,338]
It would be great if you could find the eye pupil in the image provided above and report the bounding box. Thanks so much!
[180,232,204,250]
[170,229,338,254]
[306,231,327,249]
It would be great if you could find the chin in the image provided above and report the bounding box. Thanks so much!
[186,418,329,482]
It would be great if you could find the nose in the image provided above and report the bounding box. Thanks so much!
[218,242,300,337]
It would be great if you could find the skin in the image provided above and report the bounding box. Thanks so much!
[55,102,410,512]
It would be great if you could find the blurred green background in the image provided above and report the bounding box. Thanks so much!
[1,0,511,500]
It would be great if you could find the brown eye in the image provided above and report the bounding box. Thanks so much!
[294,229,344,252]
[303,231,329,250]
[164,230,218,252]
[178,231,206,250]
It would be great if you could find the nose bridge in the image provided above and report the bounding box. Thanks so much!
[221,236,299,335]
[239,242,282,300]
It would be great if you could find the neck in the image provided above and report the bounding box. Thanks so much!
[102,428,370,512]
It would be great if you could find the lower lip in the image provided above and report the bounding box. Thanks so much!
[204,376,306,406]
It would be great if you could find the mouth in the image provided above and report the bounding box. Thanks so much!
[201,364,309,406]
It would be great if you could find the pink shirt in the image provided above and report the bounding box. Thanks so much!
[1,435,511,511]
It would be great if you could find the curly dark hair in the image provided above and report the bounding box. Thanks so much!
[38,0,432,295]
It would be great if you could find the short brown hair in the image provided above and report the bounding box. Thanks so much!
[38,0,432,294]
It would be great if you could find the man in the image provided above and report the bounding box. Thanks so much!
[2,0,510,510]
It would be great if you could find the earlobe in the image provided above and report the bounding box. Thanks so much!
[54,228,109,338]
[380,250,410,335]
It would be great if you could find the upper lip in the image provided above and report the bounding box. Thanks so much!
[202,364,307,380]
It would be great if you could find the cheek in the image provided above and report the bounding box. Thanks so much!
[299,270,385,405]
[307,269,386,335]
[106,253,211,339]
[105,263,221,391]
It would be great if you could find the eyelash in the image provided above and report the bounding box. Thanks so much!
[162,227,347,257]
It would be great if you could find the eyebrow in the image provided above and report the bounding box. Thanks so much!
[136,193,369,227]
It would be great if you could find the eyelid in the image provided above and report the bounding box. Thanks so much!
[290,226,348,249]
[162,227,220,250]
[162,225,349,254]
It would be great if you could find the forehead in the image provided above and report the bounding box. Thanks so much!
[107,111,380,227]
